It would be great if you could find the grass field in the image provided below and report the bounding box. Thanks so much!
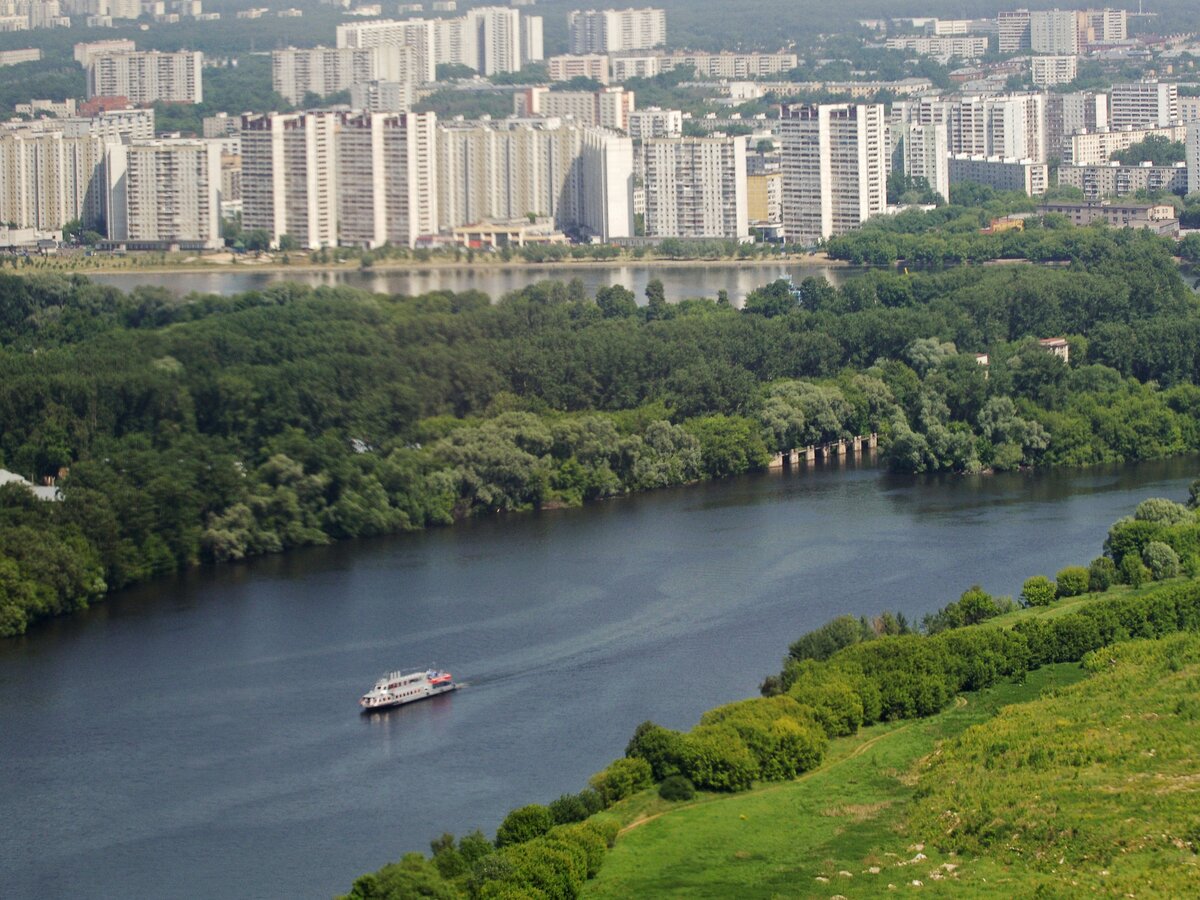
[586,635,1200,898]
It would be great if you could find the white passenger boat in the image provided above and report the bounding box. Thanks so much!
[359,668,458,711]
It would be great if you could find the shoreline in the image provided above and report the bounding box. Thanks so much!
[13,252,853,278]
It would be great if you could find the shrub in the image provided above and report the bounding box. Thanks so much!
[624,721,687,781]
[494,804,553,848]
[1121,554,1149,587]
[786,672,865,736]
[677,726,759,791]
[658,775,695,801]
[588,757,652,806]
[548,793,589,825]
[1055,566,1089,598]
[1021,575,1057,607]
[1144,541,1181,580]
[1087,556,1117,592]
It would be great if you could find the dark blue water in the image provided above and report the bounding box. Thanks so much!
[1,456,1196,899]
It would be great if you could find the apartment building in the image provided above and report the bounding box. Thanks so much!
[513,86,634,131]
[779,103,887,246]
[87,50,203,104]
[1067,123,1189,165]
[884,35,989,58]
[349,80,414,112]
[896,122,950,201]
[1031,56,1077,88]
[74,39,135,67]
[894,93,1045,162]
[567,7,665,54]
[336,19,437,82]
[641,135,747,240]
[335,112,436,249]
[1109,82,1179,129]
[547,53,609,85]
[1030,10,1079,55]
[627,107,682,140]
[1188,122,1200,195]
[949,154,1048,196]
[1043,91,1107,158]
[0,127,107,230]
[1057,162,1187,199]
[635,50,798,79]
[105,138,223,250]
[337,10,541,79]
[1040,199,1178,234]
[746,171,781,226]
[997,10,1032,53]
[241,111,339,250]
[435,117,632,240]
[272,47,375,107]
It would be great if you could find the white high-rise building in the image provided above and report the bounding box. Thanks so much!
[0,128,107,230]
[513,85,635,131]
[1188,122,1200,196]
[895,94,1046,162]
[1030,10,1079,55]
[897,122,950,202]
[627,107,682,140]
[779,103,887,246]
[997,9,1032,53]
[87,50,203,104]
[642,135,747,240]
[1110,82,1179,129]
[74,38,135,67]
[105,138,223,249]
[1082,8,1126,43]
[435,118,631,240]
[579,127,634,241]
[1031,56,1076,88]
[335,112,436,249]
[349,80,414,112]
[339,10,540,79]
[521,14,543,65]
[1043,91,1108,159]
[241,111,338,250]
[568,8,665,54]
[273,47,374,107]
[337,19,437,83]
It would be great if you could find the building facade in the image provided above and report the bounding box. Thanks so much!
[86,49,203,104]
[105,137,222,249]
[241,111,339,250]
[780,103,887,246]
[567,7,665,54]
[641,135,747,240]
[1109,82,1180,129]
[335,111,436,248]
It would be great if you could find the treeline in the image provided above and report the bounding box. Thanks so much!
[1,233,1199,634]
[824,188,1200,268]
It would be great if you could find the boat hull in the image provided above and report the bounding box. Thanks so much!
[359,682,459,712]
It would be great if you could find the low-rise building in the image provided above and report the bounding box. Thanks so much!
[949,154,1048,196]
[1057,162,1188,199]
[547,53,609,85]
[1039,199,1179,234]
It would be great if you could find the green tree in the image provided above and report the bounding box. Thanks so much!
[1055,566,1089,598]
[494,804,553,848]
[1021,575,1057,607]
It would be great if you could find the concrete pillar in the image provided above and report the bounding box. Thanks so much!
[804,446,815,462]
[869,432,878,448]
[788,448,799,466]
[769,452,785,469]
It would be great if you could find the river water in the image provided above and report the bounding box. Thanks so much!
[86,261,854,303]
[1,456,1197,899]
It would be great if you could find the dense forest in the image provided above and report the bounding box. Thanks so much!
[2,228,1200,635]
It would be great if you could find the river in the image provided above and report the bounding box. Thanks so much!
[1,456,1196,899]
[85,261,856,302]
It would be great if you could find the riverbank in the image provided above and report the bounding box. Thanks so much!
[8,249,850,278]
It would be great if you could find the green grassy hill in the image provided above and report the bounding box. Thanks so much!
[587,634,1200,898]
